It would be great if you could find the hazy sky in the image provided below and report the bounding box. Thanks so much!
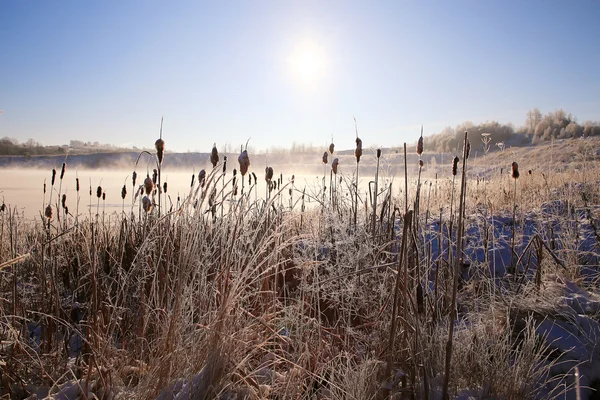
[1,1,599,152]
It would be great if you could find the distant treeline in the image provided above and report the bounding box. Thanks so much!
[0,138,144,157]
[426,109,600,154]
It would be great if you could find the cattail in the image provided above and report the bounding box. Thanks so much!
[155,138,165,164]
[102,192,106,201]
[528,169,532,175]
[51,169,56,186]
[329,143,335,154]
[265,166,274,182]
[144,175,154,195]
[89,186,92,196]
[190,173,195,188]
[419,159,424,168]
[121,185,127,199]
[61,194,67,208]
[64,206,68,215]
[223,156,227,174]
[452,156,459,176]
[132,171,137,187]
[238,149,250,176]
[465,137,471,159]
[60,162,66,179]
[332,158,339,174]
[96,186,102,198]
[44,182,46,194]
[416,135,424,156]
[252,172,257,184]
[322,151,328,164]
[75,178,80,192]
[233,177,238,195]
[291,174,295,183]
[163,182,167,193]
[248,174,253,186]
[377,149,381,158]
[142,196,152,213]
[152,169,158,185]
[198,169,206,188]
[511,162,520,179]
[0,203,5,212]
[45,204,53,219]
[210,144,219,168]
[355,138,363,162]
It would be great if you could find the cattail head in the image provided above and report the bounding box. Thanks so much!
[121,185,127,199]
[44,182,46,194]
[45,204,53,219]
[75,178,79,192]
[89,186,92,196]
[322,151,328,164]
[452,156,459,176]
[132,171,137,187]
[152,169,158,185]
[0,203,5,212]
[223,155,227,174]
[51,169,56,186]
[465,137,471,159]
[248,174,253,186]
[332,158,339,174]
[96,186,102,198]
[355,138,362,162]
[210,144,219,168]
[377,149,381,159]
[265,166,274,182]
[233,168,237,177]
[155,138,165,164]
[198,169,206,188]
[61,194,67,208]
[528,169,532,175]
[142,196,152,213]
[144,175,154,195]
[190,173,195,188]
[329,143,335,154]
[238,149,250,176]
[416,136,424,156]
[511,162,520,179]
[252,172,257,185]
[419,159,424,168]
[102,192,106,201]
[163,182,167,193]
[60,162,66,179]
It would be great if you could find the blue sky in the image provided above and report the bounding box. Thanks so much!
[1,1,599,153]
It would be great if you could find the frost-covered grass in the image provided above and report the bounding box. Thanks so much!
[1,136,600,399]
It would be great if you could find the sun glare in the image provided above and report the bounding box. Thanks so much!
[287,39,327,89]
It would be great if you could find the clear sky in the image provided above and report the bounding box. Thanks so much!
[1,1,599,153]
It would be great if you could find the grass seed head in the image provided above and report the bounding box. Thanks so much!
[332,158,339,174]
[355,138,363,162]
[452,156,459,176]
[210,144,219,168]
[155,138,165,164]
[511,162,520,179]
[198,169,206,188]
[45,204,52,219]
[238,149,250,176]
[142,196,152,213]
[144,175,154,194]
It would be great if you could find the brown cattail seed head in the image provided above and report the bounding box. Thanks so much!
[89,186,92,196]
[60,162,66,179]
[96,186,102,198]
[332,158,339,174]
[152,169,158,185]
[132,171,137,187]
[102,192,106,201]
[144,175,153,195]
[142,196,152,213]
[377,149,381,159]
[511,162,520,179]
[121,185,127,199]
[416,136,424,156]
[75,178,80,192]
[465,138,471,159]
[163,182,167,193]
[44,182,46,194]
[329,143,335,154]
[155,138,165,164]
[210,144,219,168]
[198,169,206,188]
[190,173,195,188]
[322,151,328,164]
[61,194,67,208]
[45,204,53,219]
[419,159,424,168]
[51,169,56,186]
[223,155,227,173]
[355,138,363,162]
[238,149,250,176]
[452,156,459,176]
[252,172,257,184]
[0,203,5,212]
[265,166,274,182]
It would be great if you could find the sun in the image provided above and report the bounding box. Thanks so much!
[287,39,327,89]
